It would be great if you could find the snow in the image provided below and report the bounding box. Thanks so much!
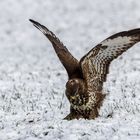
[0,0,140,139]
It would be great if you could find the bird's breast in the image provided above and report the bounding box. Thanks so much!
[71,92,97,113]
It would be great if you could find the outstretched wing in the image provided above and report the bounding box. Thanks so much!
[30,19,80,79]
[80,28,140,91]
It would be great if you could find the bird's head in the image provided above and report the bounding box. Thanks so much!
[65,78,88,106]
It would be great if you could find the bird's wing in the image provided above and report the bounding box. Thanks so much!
[30,19,80,79]
[80,28,140,91]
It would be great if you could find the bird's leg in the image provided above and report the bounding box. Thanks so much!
[87,93,106,119]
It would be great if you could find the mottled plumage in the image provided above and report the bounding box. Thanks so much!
[30,19,140,120]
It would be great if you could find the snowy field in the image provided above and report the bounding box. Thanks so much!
[0,0,140,139]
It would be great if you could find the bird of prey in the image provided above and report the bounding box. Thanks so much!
[30,19,140,120]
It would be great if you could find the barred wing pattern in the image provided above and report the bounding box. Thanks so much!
[30,19,79,79]
[80,29,140,91]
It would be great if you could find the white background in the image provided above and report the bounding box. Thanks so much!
[0,0,140,139]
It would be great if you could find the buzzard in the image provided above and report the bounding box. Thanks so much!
[30,19,140,120]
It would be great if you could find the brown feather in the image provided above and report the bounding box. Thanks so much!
[30,19,140,120]
[29,19,80,79]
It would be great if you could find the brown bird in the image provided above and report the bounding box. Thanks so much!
[30,19,140,120]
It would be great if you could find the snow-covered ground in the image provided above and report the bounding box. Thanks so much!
[0,0,140,139]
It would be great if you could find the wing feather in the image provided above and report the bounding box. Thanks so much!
[80,28,140,91]
[30,19,80,79]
